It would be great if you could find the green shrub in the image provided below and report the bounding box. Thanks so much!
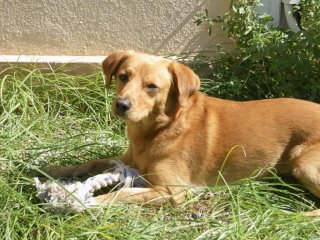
[196,0,320,101]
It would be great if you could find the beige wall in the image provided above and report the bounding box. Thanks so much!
[0,0,232,56]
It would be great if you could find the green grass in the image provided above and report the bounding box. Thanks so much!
[1,65,320,239]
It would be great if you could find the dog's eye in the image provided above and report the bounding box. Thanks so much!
[147,83,159,91]
[119,74,129,82]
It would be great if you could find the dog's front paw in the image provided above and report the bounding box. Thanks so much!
[41,165,77,178]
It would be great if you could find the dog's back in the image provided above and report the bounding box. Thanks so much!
[182,95,320,184]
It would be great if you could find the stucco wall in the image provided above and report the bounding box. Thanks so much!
[0,0,232,56]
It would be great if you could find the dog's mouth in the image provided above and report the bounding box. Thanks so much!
[113,107,128,119]
[114,108,151,123]
[115,111,128,119]
[112,100,153,123]
[113,106,136,122]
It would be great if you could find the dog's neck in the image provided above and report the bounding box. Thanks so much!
[125,92,201,148]
[125,105,186,143]
[126,113,171,138]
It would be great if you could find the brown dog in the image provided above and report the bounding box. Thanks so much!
[46,50,320,215]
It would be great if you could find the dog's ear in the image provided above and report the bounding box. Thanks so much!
[102,51,130,88]
[169,61,200,107]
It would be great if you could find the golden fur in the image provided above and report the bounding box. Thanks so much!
[45,51,320,216]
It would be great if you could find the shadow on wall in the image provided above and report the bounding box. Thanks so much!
[151,0,233,55]
[151,0,206,54]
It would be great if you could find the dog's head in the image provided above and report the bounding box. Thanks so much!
[102,50,200,123]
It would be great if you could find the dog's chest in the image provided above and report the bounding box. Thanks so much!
[129,131,182,173]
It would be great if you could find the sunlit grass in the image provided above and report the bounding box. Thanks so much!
[1,65,320,239]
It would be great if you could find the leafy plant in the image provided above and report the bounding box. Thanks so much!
[195,0,320,101]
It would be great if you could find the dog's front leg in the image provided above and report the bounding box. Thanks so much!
[92,187,179,206]
[43,156,130,178]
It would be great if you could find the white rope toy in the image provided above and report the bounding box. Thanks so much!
[34,160,146,213]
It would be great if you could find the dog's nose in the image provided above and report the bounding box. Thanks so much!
[116,98,132,114]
